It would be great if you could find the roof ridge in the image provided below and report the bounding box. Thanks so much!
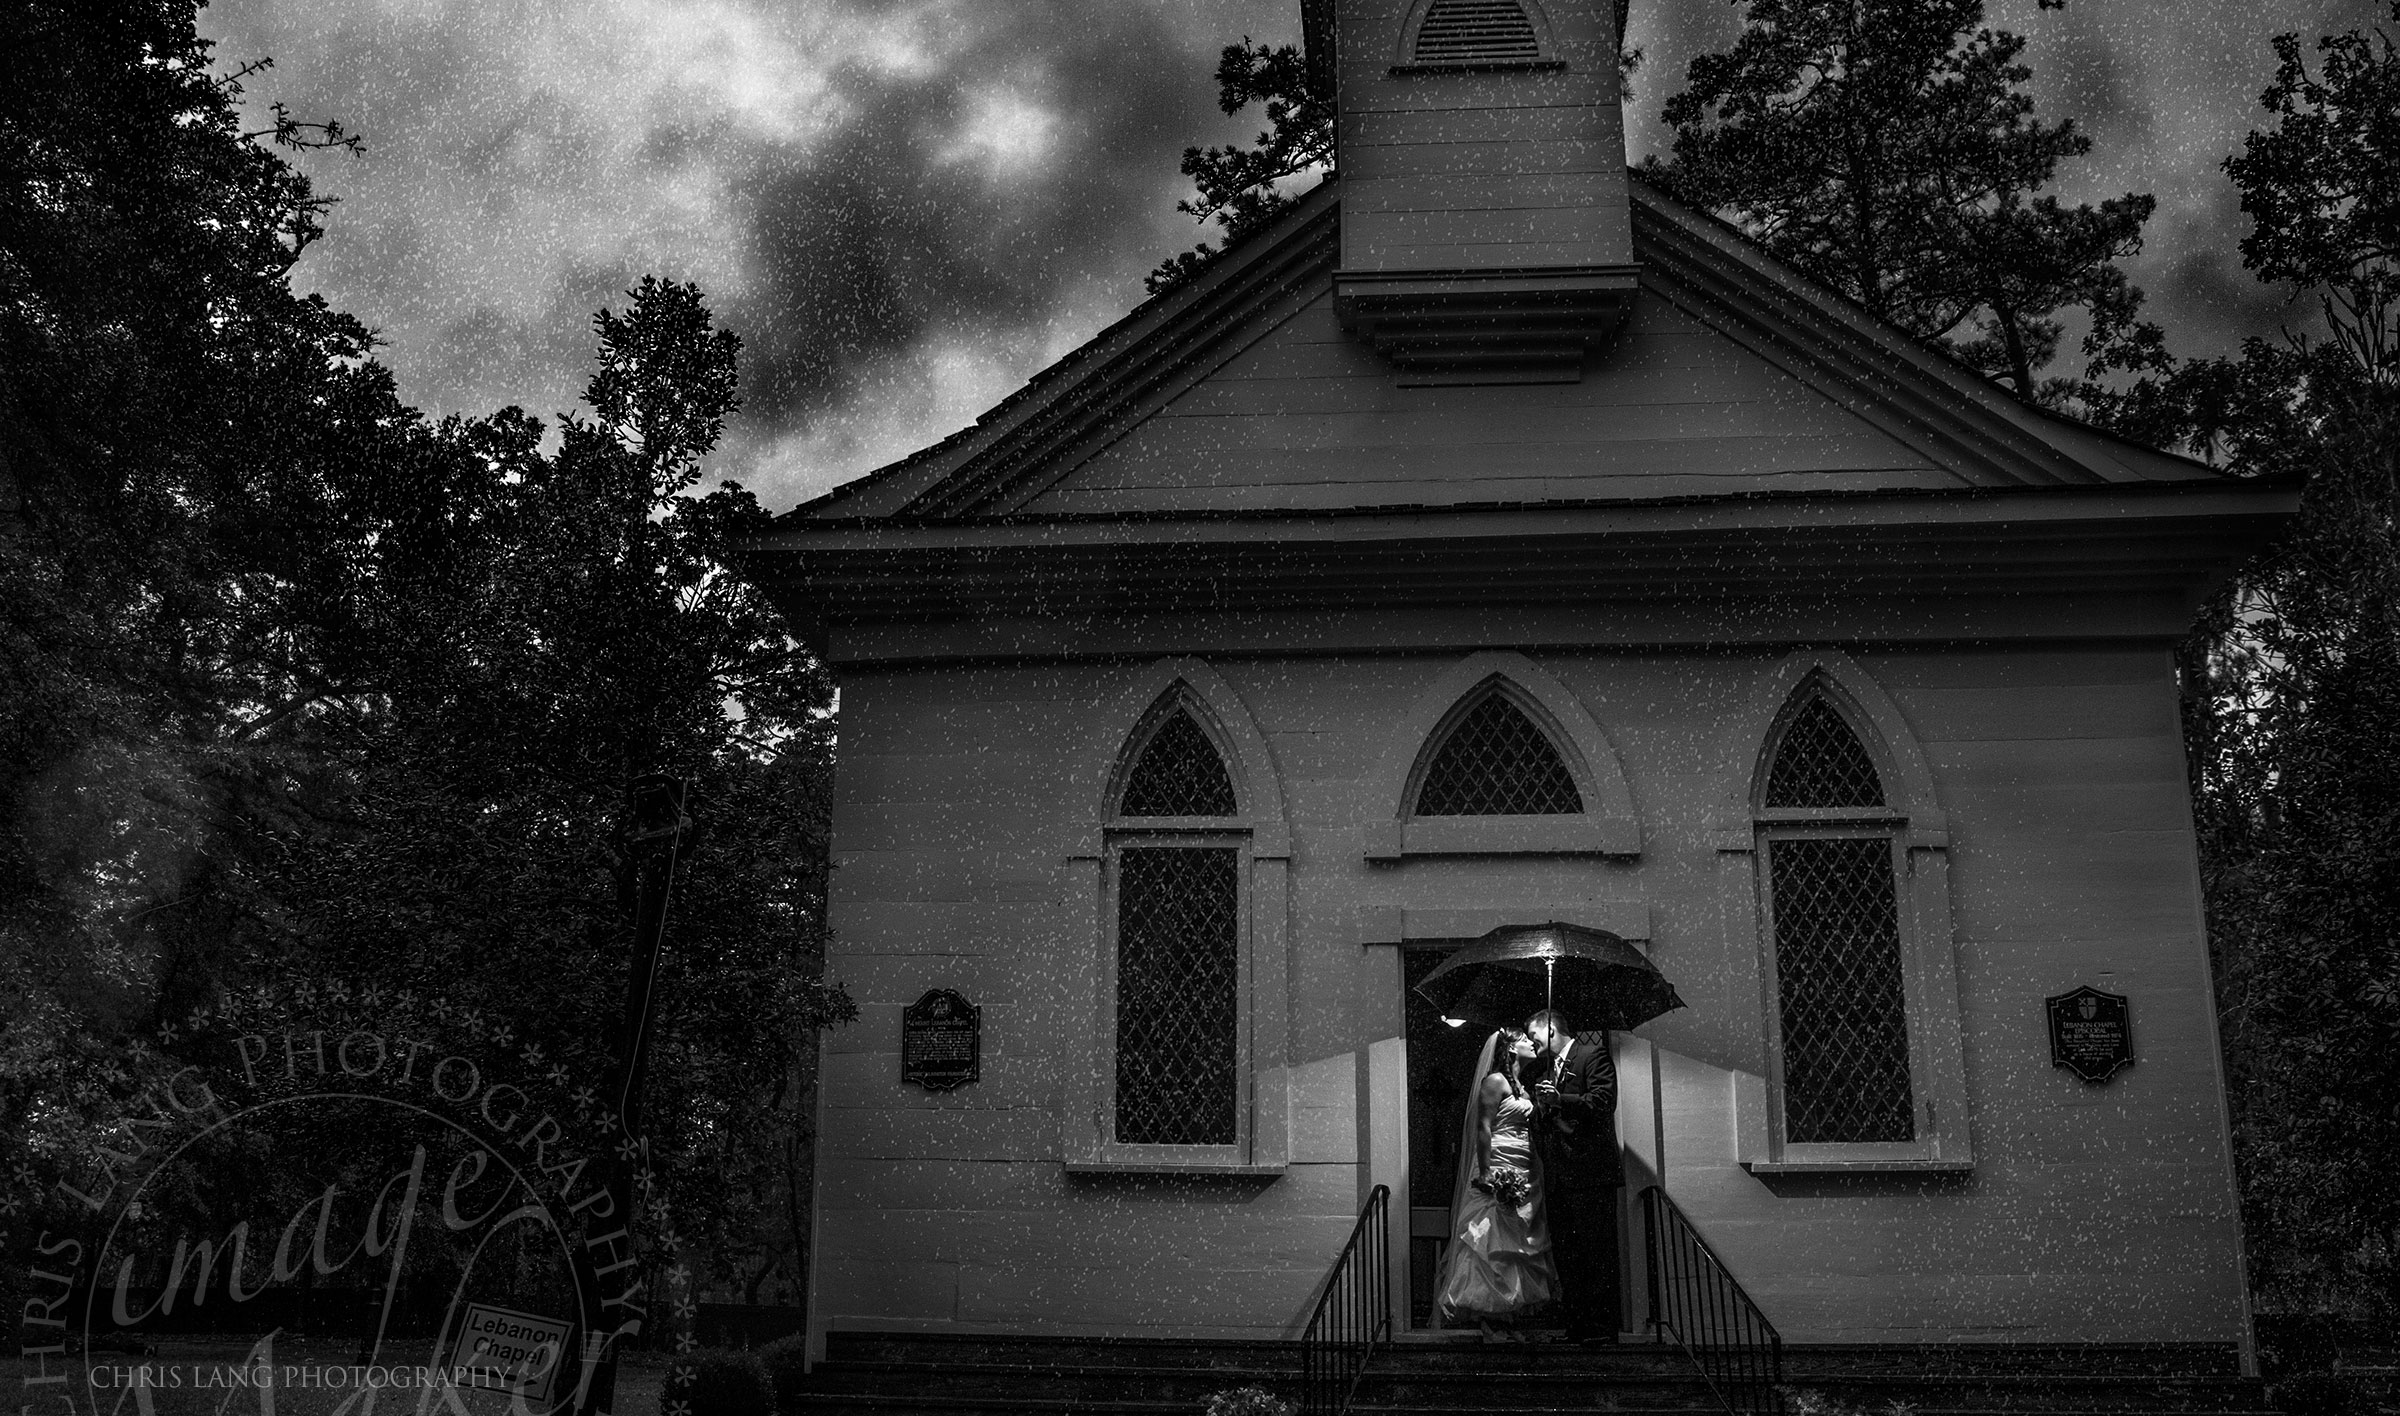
[784,170,2223,527]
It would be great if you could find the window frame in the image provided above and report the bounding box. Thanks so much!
[1755,819,1926,1167]
[1065,659,1293,1177]
[1098,828,1253,1167]
[1408,687,1586,818]
[1360,653,1643,861]
[1719,655,1974,1174]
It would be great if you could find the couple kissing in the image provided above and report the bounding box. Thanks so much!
[1430,1009,1623,1343]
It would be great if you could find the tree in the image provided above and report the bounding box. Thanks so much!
[1,0,850,1318]
[1147,40,1334,295]
[261,279,855,1299]
[0,0,406,1159]
[1651,0,2158,401]
[2124,7,2400,1316]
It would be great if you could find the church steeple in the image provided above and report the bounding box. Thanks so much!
[1317,0,1638,383]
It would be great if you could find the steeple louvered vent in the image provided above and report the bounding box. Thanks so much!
[1335,0,1636,382]
[1412,0,1541,64]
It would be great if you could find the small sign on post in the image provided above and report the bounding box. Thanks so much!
[2045,985,2133,1083]
[902,988,982,1092]
[452,1302,571,1406]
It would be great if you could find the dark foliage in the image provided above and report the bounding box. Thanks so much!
[1649,0,2158,402]
[2091,6,2400,1319]
[684,1348,776,1416]
[758,1334,813,1414]
[0,0,850,1314]
[1146,40,1335,295]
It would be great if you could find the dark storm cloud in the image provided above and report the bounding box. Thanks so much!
[202,0,2391,509]
[202,0,1285,505]
[729,5,1221,425]
[1986,0,2392,360]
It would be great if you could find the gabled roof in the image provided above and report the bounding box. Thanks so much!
[783,172,2227,530]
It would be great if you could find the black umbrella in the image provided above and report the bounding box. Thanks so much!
[1414,921,1687,1032]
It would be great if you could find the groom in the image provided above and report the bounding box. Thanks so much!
[1526,1008,1623,1344]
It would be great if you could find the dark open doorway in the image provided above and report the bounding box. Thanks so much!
[1403,943,1507,1329]
[1406,942,1638,1335]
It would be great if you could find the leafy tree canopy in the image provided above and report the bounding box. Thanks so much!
[1147,40,1334,295]
[2131,6,2400,1316]
[1651,0,2157,402]
[1,0,848,1313]
[2022,2,2400,1323]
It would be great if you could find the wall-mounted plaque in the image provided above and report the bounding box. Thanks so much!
[2046,985,2133,1083]
[902,988,981,1092]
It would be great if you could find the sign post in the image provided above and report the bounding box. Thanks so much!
[572,774,694,1416]
[455,1302,574,1407]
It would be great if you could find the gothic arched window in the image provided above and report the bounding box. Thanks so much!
[1757,689,1914,1145]
[1413,692,1582,816]
[1108,703,1244,1148]
[1119,709,1237,817]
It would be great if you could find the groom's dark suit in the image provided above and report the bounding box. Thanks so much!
[1530,1032,1623,1341]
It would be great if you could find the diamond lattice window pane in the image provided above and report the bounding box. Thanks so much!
[1115,847,1240,1146]
[1768,836,1914,1143]
[1765,697,1885,808]
[1119,709,1238,817]
[1413,694,1582,816]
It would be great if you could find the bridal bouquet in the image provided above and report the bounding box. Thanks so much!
[1481,1165,1533,1208]
[1201,1387,1296,1416]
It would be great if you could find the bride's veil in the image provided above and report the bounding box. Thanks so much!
[1430,1028,1502,1329]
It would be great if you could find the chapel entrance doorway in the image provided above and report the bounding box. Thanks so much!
[1401,943,1571,1332]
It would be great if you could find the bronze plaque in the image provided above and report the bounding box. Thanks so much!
[2046,985,2133,1083]
[902,988,981,1092]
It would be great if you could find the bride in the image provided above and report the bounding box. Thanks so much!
[1431,1027,1559,1333]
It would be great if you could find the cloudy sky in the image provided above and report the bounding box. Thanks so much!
[199,0,2388,511]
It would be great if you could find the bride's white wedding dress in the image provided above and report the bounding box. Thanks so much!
[1433,1070,1559,1327]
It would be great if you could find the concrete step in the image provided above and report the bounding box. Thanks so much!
[1780,1344,2247,1379]
[792,1401,1721,1416]
[1362,1411,2279,1416]
[801,1359,1288,1405]
[823,1334,1298,1371]
[1783,1375,2273,1409]
[788,1332,2284,1416]
[803,1363,1720,1409]
[790,1407,1739,1416]
[790,1398,1218,1415]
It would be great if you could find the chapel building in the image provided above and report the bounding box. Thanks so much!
[743,0,2294,1375]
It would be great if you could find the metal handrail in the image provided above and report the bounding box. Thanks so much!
[1642,1185,1784,1416]
[1299,1184,1391,1416]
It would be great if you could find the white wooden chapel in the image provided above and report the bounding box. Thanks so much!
[744,0,2293,1361]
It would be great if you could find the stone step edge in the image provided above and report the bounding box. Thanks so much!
[789,1403,1714,1416]
[822,1340,2246,1378]
[803,1358,2263,1391]
[1797,1374,2269,1389]
[804,1359,1701,1382]
[830,1344,2246,1363]
[790,1402,2280,1416]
